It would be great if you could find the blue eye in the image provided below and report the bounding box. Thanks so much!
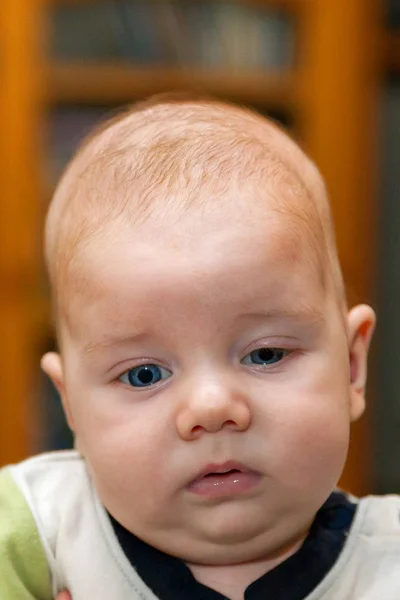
[241,348,288,366]
[119,364,172,388]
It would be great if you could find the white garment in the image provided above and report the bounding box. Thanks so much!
[7,451,400,600]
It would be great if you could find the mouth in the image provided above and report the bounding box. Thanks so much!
[187,461,261,499]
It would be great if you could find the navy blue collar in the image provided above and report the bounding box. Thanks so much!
[109,491,356,600]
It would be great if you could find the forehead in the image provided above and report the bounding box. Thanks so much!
[63,198,327,338]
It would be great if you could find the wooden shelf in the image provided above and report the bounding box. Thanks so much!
[48,63,296,109]
[52,0,305,11]
[385,30,400,74]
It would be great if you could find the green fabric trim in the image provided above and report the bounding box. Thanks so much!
[0,468,52,600]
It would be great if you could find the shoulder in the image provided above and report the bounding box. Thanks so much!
[2,451,89,591]
[0,465,52,599]
[8,450,90,555]
[9,449,87,504]
[357,494,400,536]
[312,496,400,600]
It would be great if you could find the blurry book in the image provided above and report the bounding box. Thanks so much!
[375,81,400,493]
[51,0,167,63]
[50,0,293,71]
[182,1,223,68]
[151,0,196,66]
[387,0,400,27]
[51,2,123,60]
[212,2,259,71]
[112,0,168,64]
[264,11,293,69]
[183,1,293,72]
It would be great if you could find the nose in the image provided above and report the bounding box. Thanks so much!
[175,376,252,441]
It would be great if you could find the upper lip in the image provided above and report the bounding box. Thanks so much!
[193,461,252,481]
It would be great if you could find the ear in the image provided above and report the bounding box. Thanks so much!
[41,352,75,431]
[347,304,376,422]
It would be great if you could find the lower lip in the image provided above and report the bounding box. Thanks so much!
[187,471,261,498]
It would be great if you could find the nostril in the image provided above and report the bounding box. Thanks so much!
[224,420,236,427]
[191,425,203,435]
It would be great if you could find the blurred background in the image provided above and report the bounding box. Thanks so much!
[0,0,398,495]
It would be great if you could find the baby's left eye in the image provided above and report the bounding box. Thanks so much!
[241,348,288,366]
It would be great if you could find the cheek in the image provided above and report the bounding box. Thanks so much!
[259,360,351,489]
[83,412,176,528]
[277,401,350,486]
[258,400,350,503]
[70,386,175,502]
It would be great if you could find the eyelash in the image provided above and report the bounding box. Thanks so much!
[117,347,291,390]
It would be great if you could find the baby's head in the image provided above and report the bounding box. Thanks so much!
[42,95,375,567]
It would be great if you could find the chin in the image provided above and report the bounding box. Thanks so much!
[180,533,283,567]
[185,507,314,566]
[202,520,263,547]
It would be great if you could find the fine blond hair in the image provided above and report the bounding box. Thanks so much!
[44,93,345,325]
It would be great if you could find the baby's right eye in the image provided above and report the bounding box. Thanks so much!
[119,364,172,388]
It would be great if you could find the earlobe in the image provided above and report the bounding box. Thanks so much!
[41,352,64,395]
[347,304,376,422]
[41,352,75,431]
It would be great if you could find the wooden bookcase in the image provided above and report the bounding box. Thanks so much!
[0,0,386,494]
[0,0,46,468]
[385,29,400,73]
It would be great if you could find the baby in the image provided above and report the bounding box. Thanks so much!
[1,93,396,600]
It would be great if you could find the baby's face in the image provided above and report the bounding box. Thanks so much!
[51,194,365,565]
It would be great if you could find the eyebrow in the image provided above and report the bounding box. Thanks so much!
[81,305,324,355]
[243,305,325,324]
[82,332,149,355]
